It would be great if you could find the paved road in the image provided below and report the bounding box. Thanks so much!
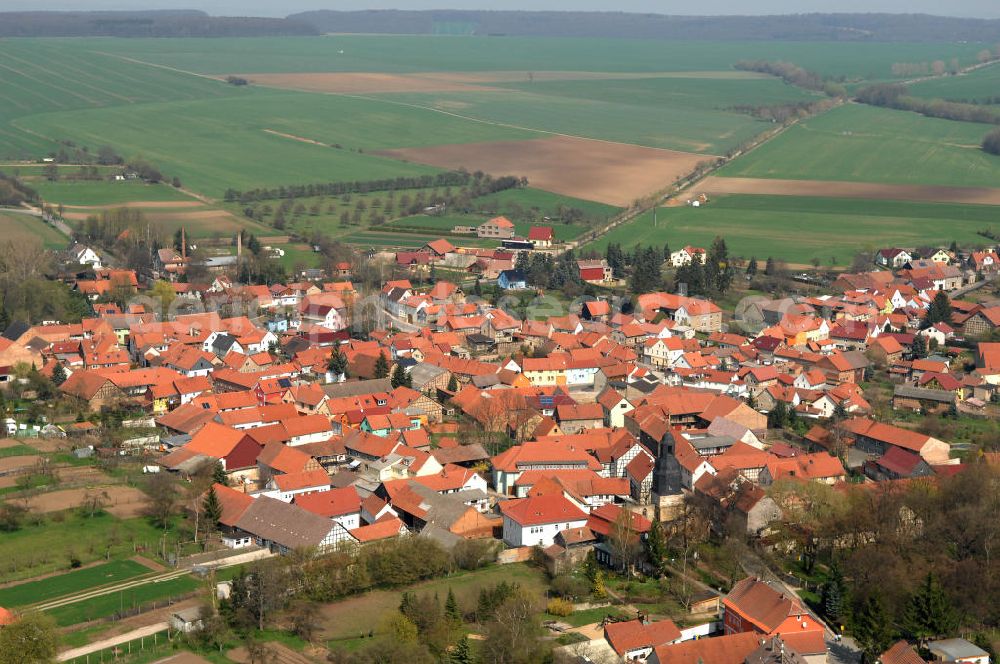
[58,622,168,662]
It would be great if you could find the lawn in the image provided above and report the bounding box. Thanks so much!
[382,74,818,154]
[717,104,1000,187]
[0,212,68,249]
[908,62,1000,104]
[321,563,548,643]
[584,194,1000,265]
[32,180,196,206]
[0,443,38,458]
[473,187,619,223]
[47,574,201,626]
[81,36,988,80]
[0,512,183,584]
[0,560,150,607]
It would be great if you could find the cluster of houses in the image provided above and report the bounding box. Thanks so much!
[12,239,1000,664]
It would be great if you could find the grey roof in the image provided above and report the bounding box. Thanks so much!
[234,496,337,550]
[408,483,486,531]
[430,444,490,465]
[204,255,238,268]
[688,435,736,451]
[321,378,392,399]
[2,321,30,342]
[471,373,501,388]
[212,334,238,353]
[893,385,955,403]
[928,639,989,659]
[408,363,447,389]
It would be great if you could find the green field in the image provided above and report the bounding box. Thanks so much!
[47,574,201,626]
[0,40,244,158]
[908,62,1000,103]
[0,211,68,249]
[77,36,989,80]
[0,560,149,607]
[0,512,184,584]
[383,75,818,154]
[584,194,1000,264]
[323,563,547,643]
[718,104,1000,187]
[31,180,196,206]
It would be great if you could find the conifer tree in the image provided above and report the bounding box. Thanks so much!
[904,572,959,645]
[374,351,390,379]
[203,486,222,533]
[853,593,894,664]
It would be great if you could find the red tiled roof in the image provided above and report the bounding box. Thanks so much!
[294,486,361,517]
[498,494,587,527]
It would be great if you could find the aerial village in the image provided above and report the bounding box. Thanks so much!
[1,218,997,664]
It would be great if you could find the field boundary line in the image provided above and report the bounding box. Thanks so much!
[92,52,223,82]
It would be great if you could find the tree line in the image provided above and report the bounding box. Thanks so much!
[0,171,38,206]
[856,83,1000,126]
[729,98,838,124]
[768,462,1000,663]
[734,60,846,97]
[0,11,319,37]
[224,171,523,204]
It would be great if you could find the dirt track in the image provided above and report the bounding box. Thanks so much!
[699,176,1000,205]
[380,135,713,207]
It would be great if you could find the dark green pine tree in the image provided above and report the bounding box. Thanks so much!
[923,290,953,328]
[853,593,895,664]
[444,588,462,627]
[644,518,668,576]
[447,374,459,392]
[328,347,348,379]
[764,256,776,276]
[51,363,67,386]
[374,351,390,379]
[450,634,474,664]
[202,485,222,530]
[473,278,482,297]
[821,561,848,625]
[911,334,928,359]
[391,364,405,389]
[904,572,959,645]
[767,401,789,429]
[746,256,758,277]
[212,461,228,486]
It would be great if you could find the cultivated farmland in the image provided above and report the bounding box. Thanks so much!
[379,135,711,207]
[907,62,1000,103]
[81,36,991,80]
[717,104,1000,188]
[0,211,68,248]
[584,194,1000,265]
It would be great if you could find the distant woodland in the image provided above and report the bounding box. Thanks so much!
[290,11,1000,42]
[0,11,318,38]
[2,11,1000,41]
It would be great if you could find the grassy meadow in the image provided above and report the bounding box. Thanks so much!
[584,194,1000,265]
[30,180,196,206]
[718,104,1000,187]
[0,560,150,607]
[907,62,1000,103]
[0,211,68,248]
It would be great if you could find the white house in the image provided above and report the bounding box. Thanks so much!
[498,494,588,547]
[69,244,103,270]
[670,246,707,267]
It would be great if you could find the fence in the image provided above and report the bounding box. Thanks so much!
[65,629,173,664]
